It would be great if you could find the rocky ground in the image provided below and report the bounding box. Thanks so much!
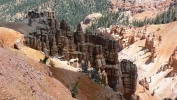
[117,22,177,99]
[11,46,122,100]
[96,19,177,99]
[0,27,122,100]
[110,0,177,20]
[1,1,177,99]
[0,28,75,100]
[0,27,24,48]
[0,46,74,100]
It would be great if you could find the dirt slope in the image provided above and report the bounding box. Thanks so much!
[49,57,122,100]
[0,27,75,100]
[0,26,121,100]
[0,46,75,100]
[110,0,176,20]
[119,21,177,99]
[0,27,24,48]
[10,46,121,100]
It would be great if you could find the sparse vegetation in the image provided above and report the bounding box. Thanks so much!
[40,56,49,64]
[71,77,80,98]
[87,11,130,32]
[151,89,155,96]
[0,0,110,29]
[132,5,177,27]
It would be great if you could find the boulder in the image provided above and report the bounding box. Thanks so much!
[14,41,23,49]
[0,27,24,49]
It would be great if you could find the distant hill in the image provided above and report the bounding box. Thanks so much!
[0,0,110,29]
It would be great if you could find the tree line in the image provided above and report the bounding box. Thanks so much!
[87,11,130,32]
[0,0,110,30]
[132,5,177,27]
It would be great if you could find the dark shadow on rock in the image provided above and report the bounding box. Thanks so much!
[145,56,152,65]
[165,70,175,78]
[0,20,37,37]
[140,47,147,51]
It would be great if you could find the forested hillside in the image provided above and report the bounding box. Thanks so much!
[0,0,110,29]
[87,11,130,32]
[132,5,177,27]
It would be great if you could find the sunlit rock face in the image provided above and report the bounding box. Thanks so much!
[19,10,139,99]
[168,46,177,76]
[120,59,138,99]
[110,0,176,15]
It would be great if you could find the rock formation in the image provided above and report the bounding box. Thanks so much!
[98,25,149,51]
[24,10,138,99]
[139,77,149,90]
[101,70,108,86]
[110,0,177,15]
[81,13,102,30]
[145,33,161,62]
[36,40,42,51]
[167,46,177,76]
[120,59,138,99]
[50,36,58,56]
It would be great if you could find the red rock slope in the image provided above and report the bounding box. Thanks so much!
[118,21,177,99]
[0,27,24,48]
[10,46,122,100]
[0,27,75,100]
[0,46,75,100]
[0,27,121,100]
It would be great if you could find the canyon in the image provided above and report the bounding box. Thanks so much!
[0,0,177,100]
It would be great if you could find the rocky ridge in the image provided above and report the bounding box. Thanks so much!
[0,10,140,99]
[2,8,177,100]
[110,0,177,20]
[104,22,177,99]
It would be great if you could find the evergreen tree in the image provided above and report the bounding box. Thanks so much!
[132,4,177,27]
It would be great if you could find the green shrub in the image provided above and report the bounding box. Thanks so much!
[40,56,49,64]
[0,0,110,29]
[132,5,177,27]
[71,77,80,98]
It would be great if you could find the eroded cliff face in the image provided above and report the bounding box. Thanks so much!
[110,0,177,20]
[0,10,139,100]
[0,27,123,100]
[120,59,138,100]
[96,21,177,99]
[167,46,177,76]
[110,0,177,13]
[5,9,177,100]
[81,13,102,30]
[24,10,139,99]
[117,23,177,99]
[99,25,163,64]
